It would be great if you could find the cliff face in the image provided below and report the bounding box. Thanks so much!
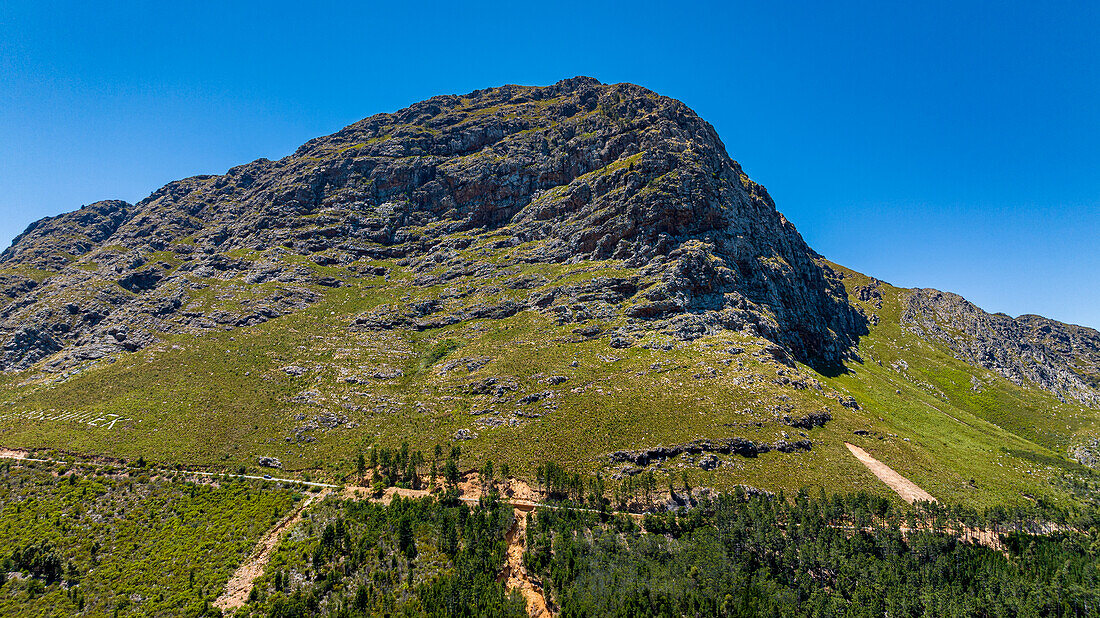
[0,77,863,372]
[902,289,1100,407]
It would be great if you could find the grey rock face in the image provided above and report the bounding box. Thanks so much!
[1,327,63,369]
[0,77,868,372]
[1071,439,1100,468]
[1,200,132,271]
[608,436,812,467]
[257,456,283,469]
[783,410,832,429]
[902,289,1100,407]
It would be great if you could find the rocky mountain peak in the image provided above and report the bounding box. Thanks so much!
[3,78,867,372]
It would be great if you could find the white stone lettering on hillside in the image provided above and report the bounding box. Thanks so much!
[0,409,130,429]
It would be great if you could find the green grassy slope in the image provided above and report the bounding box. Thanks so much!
[0,242,1095,510]
[823,262,1099,508]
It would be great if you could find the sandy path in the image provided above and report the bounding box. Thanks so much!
[380,486,431,503]
[340,476,552,615]
[214,489,329,611]
[845,443,936,504]
[501,506,551,617]
[0,448,31,459]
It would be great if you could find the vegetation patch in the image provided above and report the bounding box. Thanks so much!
[234,493,525,617]
[0,461,299,617]
[527,490,1100,616]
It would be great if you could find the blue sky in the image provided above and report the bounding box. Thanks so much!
[1,1,1097,327]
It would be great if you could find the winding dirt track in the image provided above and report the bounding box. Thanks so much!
[501,506,552,617]
[0,448,1062,614]
[215,476,555,616]
[846,442,937,504]
[214,489,330,611]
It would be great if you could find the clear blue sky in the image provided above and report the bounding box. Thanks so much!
[2,1,1097,327]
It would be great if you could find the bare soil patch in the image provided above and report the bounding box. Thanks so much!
[845,442,936,504]
[501,508,552,617]
[380,486,431,503]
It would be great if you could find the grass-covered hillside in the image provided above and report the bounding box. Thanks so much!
[0,236,1095,512]
[0,78,1096,516]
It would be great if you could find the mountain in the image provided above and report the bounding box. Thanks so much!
[0,76,861,372]
[902,289,1100,407]
[0,77,1097,508]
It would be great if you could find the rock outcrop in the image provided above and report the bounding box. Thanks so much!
[609,436,813,467]
[902,289,1100,407]
[0,77,866,372]
[0,200,133,272]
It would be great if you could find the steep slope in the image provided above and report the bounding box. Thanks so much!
[825,264,1099,502]
[0,77,861,375]
[902,289,1100,407]
[0,78,1097,509]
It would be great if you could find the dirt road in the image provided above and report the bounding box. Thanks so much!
[845,442,936,504]
[214,489,329,612]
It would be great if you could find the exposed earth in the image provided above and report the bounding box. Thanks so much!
[845,442,937,505]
